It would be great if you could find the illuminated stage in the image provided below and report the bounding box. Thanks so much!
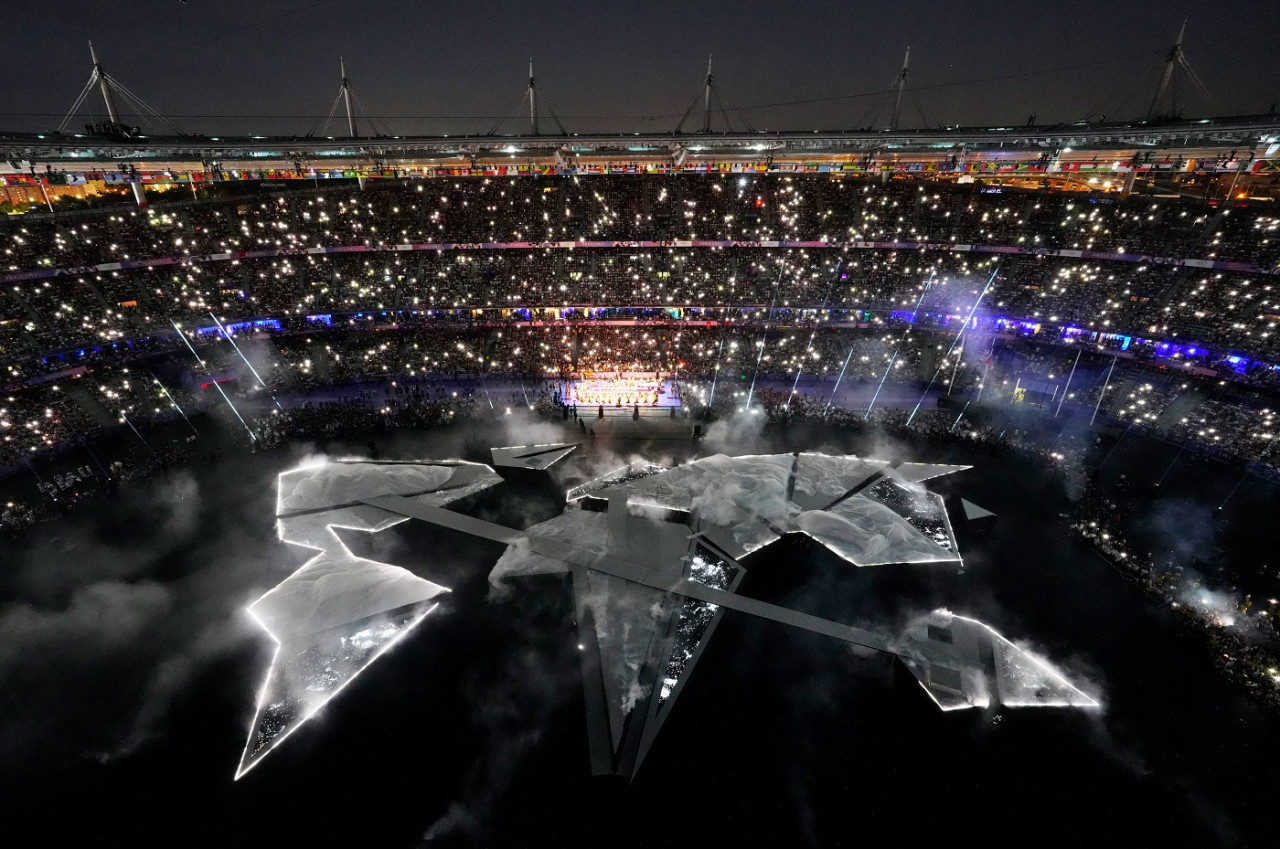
[236,452,1097,780]
[562,377,681,408]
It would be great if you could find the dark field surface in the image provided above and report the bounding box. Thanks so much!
[1,413,1276,848]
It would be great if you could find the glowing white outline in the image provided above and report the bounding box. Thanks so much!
[889,463,974,484]
[904,613,1101,711]
[934,491,964,567]
[792,495,964,569]
[565,460,669,503]
[904,662,990,712]
[949,613,1101,709]
[490,443,579,469]
[572,453,966,567]
[242,453,1098,779]
[237,457,502,779]
[857,476,964,564]
[789,453,889,503]
[792,526,963,568]
[235,602,440,780]
[276,457,492,518]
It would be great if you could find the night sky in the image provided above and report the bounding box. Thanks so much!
[4,0,1279,137]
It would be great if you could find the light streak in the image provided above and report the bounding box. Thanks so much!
[170,320,256,441]
[1100,369,1182,469]
[825,345,855,416]
[707,335,726,408]
[170,319,205,365]
[1218,439,1277,511]
[147,367,199,438]
[946,342,963,395]
[910,675,981,712]
[1155,441,1191,487]
[868,271,935,420]
[786,260,841,413]
[746,259,785,411]
[1090,355,1117,426]
[1055,349,1081,417]
[864,350,897,420]
[209,312,283,410]
[120,412,159,459]
[907,268,997,427]
[78,436,110,478]
[212,381,256,441]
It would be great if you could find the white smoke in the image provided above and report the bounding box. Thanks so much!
[487,537,566,601]
[701,409,769,454]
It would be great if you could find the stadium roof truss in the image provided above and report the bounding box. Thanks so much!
[6,116,1280,168]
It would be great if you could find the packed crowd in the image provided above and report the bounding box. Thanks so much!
[3,177,1279,383]
[5,176,1278,717]
[5,177,1279,268]
[5,323,1279,476]
[1073,481,1280,711]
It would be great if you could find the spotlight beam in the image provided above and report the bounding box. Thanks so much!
[147,367,200,438]
[746,259,785,411]
[170,320,256,442]
[786,259,841,413]
[209,312,283,410]
[906,267,997,428]
[867,270,934,420]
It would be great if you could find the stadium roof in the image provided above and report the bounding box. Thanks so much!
[4,114,1279,169]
